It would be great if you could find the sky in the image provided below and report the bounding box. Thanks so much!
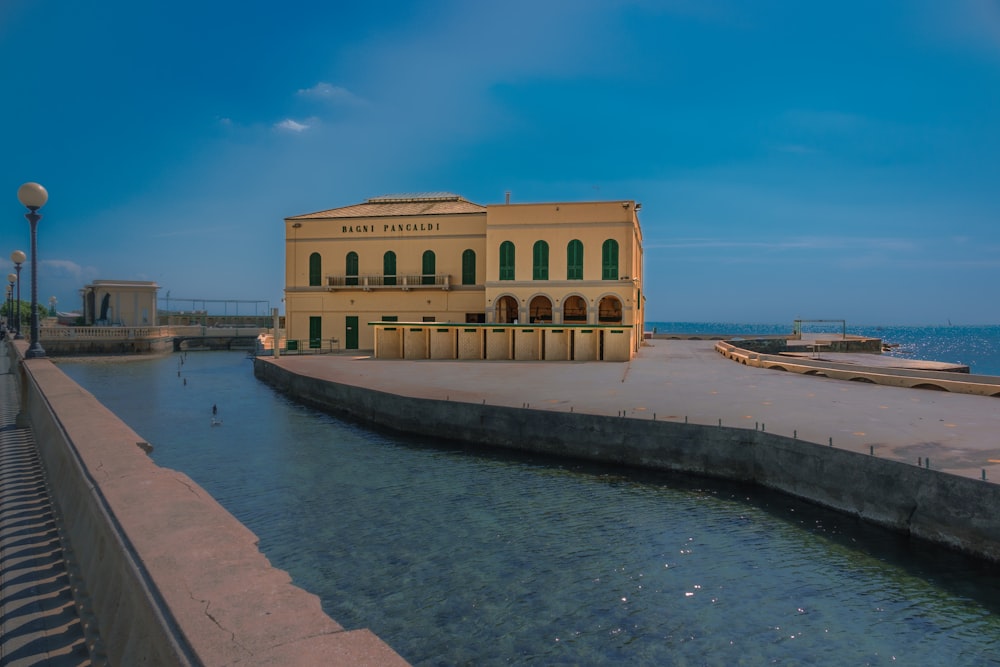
[2,0,999,325]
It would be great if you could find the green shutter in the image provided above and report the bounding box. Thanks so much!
[499,241,515,281]
[309,253,322,286]
[346,251,359,285]
[383,251,396,286]
[462,249,476,285]
[567,240,583,280]
[422,250,435,285]
[533,241,549,280]
[602,239,619,280]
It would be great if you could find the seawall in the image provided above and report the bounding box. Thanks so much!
[6,340,408,666]
[253,357,1000,563]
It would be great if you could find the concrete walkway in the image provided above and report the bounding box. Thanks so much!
[1,344,91,666]
[270,338,1000,482]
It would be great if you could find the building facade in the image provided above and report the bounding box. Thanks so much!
[284,193,644,359]
[81,280,159,327]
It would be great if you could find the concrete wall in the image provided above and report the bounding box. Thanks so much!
[254,358,1000,563]
[9,343,408,666]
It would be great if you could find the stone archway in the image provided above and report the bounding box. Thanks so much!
[563,295,588,323]
[598,295,623,323]
[529,295,553,323]
[496,295,519,323]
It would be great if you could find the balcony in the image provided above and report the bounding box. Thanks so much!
[325,274,451,291]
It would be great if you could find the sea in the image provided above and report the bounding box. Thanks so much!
[55,323,1000,665]
[647,322,1000,377]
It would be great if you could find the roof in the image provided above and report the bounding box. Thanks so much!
[288,193,486,220]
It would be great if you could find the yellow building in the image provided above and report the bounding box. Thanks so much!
[284,193,644,360]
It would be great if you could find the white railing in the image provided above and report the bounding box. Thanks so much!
[39,326,267,340]
[325,274,451,289]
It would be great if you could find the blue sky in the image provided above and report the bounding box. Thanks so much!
[2,1,999,325]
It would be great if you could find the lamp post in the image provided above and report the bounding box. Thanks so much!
[10,250,26,338]
[5,279,13,334]
[17,182,48,358]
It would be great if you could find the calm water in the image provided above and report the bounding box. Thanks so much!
[57,347,1000,666]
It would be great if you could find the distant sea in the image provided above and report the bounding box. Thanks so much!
[646,322,1000,377]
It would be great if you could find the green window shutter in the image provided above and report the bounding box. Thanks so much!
[499,241,515,281]
[567,240,583,280]
[422,250,435,285]
[602,239,619,280]
[462,249,476,285]
[383,251,396,286]
[346,251,359,285]
[532,241,549,280]
[308,316,321,348]
[309,253,322,286]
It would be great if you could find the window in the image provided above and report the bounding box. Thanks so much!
[499,241,515,281]
[602,239,619,280]
[462,249,476,285]
[309,252,322,286]
[567,240,583,280]
[422,250,436,285]
[383,251,396,286]
[532,241,549,280]
[346,251,359,286]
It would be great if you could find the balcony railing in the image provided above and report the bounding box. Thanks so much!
[325,274,451,290]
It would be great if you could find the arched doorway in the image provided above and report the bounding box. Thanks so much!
[598,295,623,323]
[496,295,519,323]
[563,295,588,323]
[529,295,552,323]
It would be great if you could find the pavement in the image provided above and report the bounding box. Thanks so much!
[1,343,91,667]
[271,338,1000,481]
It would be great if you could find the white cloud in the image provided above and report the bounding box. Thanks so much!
[297,82,367,106]
[275,118,310,132]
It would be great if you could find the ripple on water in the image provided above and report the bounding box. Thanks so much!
[57,352,1000,666]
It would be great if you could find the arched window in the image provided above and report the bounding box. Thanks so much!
[602,239,619,280]
[496,295,519,323]
[567,240,583,280]
[462,249,476,285]
[563,295,587,322]
[532,241,549,280]
[422,250,436,285]
[383,251,397,286]
[309,252,322,286]
[499,241,515,281]
[598,295,623,323]
[529,295,553,322]
[346,251,359,286]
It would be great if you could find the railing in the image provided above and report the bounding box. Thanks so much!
[40,325,266,340]
[325,274,451,290]
[40,326,169,340]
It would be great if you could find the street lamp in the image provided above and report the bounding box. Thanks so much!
[17,182,47,358]
[5,276,13,333]
[10,250,26,338]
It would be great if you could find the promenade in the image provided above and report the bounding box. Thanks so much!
[0,346,91,666]
[269,338,1000,482]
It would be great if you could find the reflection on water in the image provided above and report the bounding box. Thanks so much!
[58,352,1000,665]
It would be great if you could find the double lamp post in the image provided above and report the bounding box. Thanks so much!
[14,182,48,358]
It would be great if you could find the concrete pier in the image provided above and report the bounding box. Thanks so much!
[254,338,1000,562]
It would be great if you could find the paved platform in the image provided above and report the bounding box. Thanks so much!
[1,345,91,666]
[271,339,1000,481]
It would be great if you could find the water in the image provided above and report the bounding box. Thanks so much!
[649,322,1000,376]
[57,348,1000,666]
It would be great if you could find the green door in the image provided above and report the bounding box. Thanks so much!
[309,316,322,349]
[346,316,359,349]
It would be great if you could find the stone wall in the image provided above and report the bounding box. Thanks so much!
[9,343,408,666]
[254,358,1000,563]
